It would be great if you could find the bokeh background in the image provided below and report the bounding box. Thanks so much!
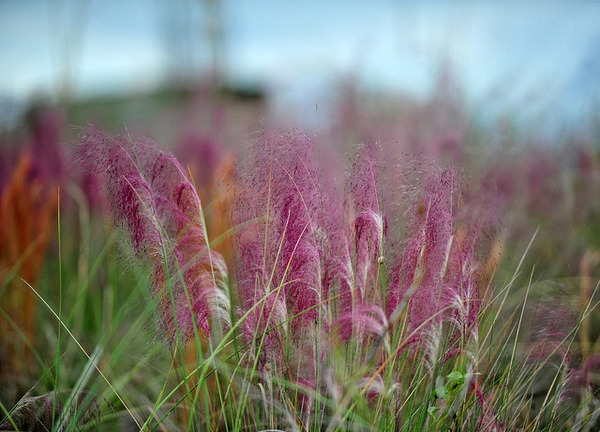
[2,0,599,136]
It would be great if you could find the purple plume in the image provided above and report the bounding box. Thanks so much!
[387,167,457,335]
[233,130,326,370]
[330,305,388,343]
[353,209,387,306]
[386,163,496,349]
[77,130,230,342]
[322,144,387,321]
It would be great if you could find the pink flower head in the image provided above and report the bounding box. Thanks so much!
[353,209,387,304]
[328,143,387,315]
[175,131,222,190]
[330,305,388,343]
[233,130,326,371]
[387,167,456,333]
[77,130,230,342]
[26,105,66,183]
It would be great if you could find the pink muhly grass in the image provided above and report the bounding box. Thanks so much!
[174,130,222,193]
[387,167,456,334]
[478,155,522,210]
[0,106,67,199]
[320,172,352,319]
[330,305,388,344]
[25,106,66,183]
[77,130,230,343]
[358,373,399,402]
[233,130,326,368]
[353,209,387,306]
[345,143,383,216]
[569,353,600,399]
[442,223,487,341]
[385,163,492,355]
[323,143,387,320]
[523,146,564,217]
[321,244,353,319]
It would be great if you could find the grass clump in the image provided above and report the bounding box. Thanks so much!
[1,125,600,431]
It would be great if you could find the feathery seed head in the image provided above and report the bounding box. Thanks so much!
[234,131,325,335]
[77,130,229,342]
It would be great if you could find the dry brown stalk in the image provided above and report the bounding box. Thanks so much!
[0,152,57,404]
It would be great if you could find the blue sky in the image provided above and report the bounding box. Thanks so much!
[1,0,599,129]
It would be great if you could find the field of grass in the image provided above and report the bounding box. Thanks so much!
[1,82,600,431]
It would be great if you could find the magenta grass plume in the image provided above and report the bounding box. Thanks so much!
[232,131,327,371]
[322,143,387,321]
[387,167,455,329]
[77,130,230,342]
[385,166,487,347]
